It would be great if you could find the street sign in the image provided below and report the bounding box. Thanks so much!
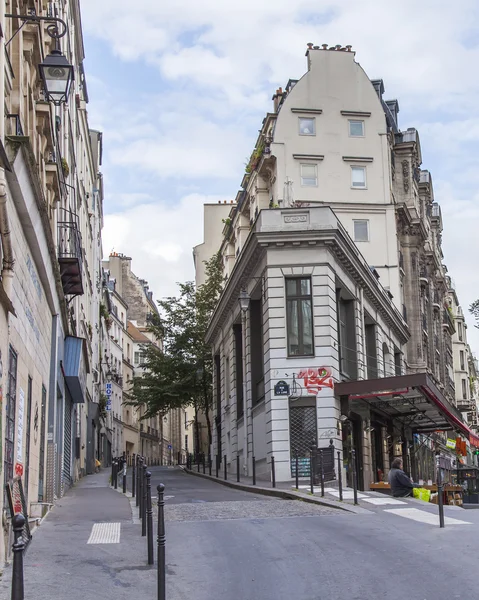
[168,444,172,450]
[274,380,290,396]
[105,382,112,396]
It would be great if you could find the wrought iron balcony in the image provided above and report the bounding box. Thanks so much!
[57,208,83,296]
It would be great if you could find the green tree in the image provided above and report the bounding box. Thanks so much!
[127,252,223,454]
[470,300,479,328]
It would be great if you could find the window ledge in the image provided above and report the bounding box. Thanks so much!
[294,154,324,160]
[291,108,323,114]
[342,156,374,163]
[341,110,371,117]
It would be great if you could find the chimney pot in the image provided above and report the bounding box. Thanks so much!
[346,45,352,51]
[307,43,314,49]
[335,45,341,50]
[321,44,328,50]
[313,45,320,50]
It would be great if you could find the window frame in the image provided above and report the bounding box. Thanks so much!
[351,165,367,189]
[348,119,365,137]
[353,219,369,242]
[300,163,318,187]
[298,117,316,136]
[285,277,314,357]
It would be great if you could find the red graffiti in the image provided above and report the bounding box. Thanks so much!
[297,367,334,396]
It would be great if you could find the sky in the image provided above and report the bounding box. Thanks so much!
[80,0,479,351]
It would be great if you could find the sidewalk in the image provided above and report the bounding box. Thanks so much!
[0,470,156,600]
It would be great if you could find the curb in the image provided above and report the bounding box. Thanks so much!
[182,467,371,515]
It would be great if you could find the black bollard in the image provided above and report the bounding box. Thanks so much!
[157,484,166,600]
[236,455,240,482]
[337,451,343,501]
[208,455,212,476]
[202,455,206,475]
[197,454,200,473]
[352,449,358,505]
[111,458,115,487]
[136,457,142,508]
[319,449,325,497]
[132,454,136,499]
[11,513,25,600]
[437,454,445,528]
[146,471,154,565]
[122,457,127,494]
[252,456,256,486]
[224,454,227,480]
[271,456,276,488]
[310,449,314,494]
[295,454,299,489]
[215,455,219,478]
[114,458,118,490]
[142,464,147,536]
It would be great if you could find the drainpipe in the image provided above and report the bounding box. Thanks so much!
[0,1,14,299]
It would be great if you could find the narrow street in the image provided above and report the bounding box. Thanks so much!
[2,466,479,599]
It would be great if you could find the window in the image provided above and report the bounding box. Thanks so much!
[462,378,468,400]
[349,120,364,137]
[233,325,244,418]
[4,346,17,504]
[353,220,369,242]
[301,164,317,186]
[460,350,465,371]
[351,166,366,188]
[458,322,463,341]
[286,278,314,356]
[299,117,315,135]
[337,293,357,379]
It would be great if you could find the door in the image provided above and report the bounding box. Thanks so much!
[289,404,317,477]
[63,396,73,489]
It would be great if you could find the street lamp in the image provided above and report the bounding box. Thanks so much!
[38,47,74,105]
[238,288,250,313]
[5,12,73,106]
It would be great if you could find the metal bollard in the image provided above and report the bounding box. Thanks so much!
[132,454,136,499]
[197,454,200,473]
[208,456,212,476]
[11,513,25,600]
[224,454,227,480]
[202,455,206,475]
[111,458,115,487]
[146,471,154,565]
[122,458,127,494]
[157,484,166,600]
[295,454,299,489]
[337,451,343,501]
[271,456,276,488]
[319,449,325,497]
[310,449,314,494]
[436,454,445,528]
[252,456,256,486]
[352,449,358,505]
[215,455,219,478]
[136,457,142,508]
[142,464,147,536]
[236,455,240,482]
[114,458,118,490]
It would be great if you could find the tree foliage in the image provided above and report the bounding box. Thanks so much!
[126,252,224,448]
[470,300,479,329]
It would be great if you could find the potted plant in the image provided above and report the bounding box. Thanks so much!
[61,157,70,177]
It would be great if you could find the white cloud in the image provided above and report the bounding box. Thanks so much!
[83,0,479,352]
[102,194,225,300]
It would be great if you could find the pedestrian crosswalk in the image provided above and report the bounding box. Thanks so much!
[293,485,472,526]
[87,522,121,544]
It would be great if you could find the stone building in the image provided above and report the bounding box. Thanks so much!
[202,44,479,487]
[0,0,104,562]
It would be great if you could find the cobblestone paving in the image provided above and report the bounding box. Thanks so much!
[163,499,341,522]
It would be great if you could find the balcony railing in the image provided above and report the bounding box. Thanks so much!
[58,208,83,296]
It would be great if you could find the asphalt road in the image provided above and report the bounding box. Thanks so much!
[146,467,479,600]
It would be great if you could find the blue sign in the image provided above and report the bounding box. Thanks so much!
[274,380,290,396]
[168,444,172,450]
[106,398,112,411]
[105,382,112,397]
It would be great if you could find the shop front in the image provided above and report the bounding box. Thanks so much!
[336,373,479,497]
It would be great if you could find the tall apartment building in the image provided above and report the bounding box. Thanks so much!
[104,253,185,464]
[0,0,104,562]
[201,44,479,487]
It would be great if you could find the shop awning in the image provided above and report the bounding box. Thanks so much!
[335,372,479,448]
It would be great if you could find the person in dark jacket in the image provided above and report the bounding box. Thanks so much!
[388,458,421,497]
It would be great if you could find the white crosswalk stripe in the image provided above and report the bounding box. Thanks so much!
[384,508,471,525]
[363,497,407,505]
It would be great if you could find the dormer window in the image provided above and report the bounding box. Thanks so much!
[299,117,315,136]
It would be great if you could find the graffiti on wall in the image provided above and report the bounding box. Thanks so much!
[297,367,334,396]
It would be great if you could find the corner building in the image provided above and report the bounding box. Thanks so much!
[206,45,478,488]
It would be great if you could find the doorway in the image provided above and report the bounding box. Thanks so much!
[342,412,364,491]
